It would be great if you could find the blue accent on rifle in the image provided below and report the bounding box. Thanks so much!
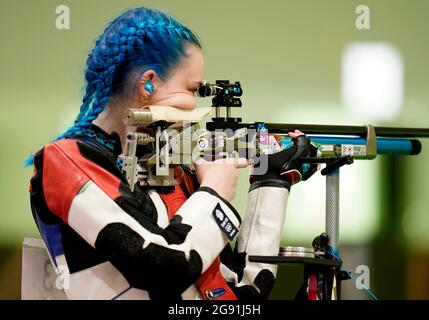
[280,136,416,155]
[257,123,267,132]
[302,163,310,173]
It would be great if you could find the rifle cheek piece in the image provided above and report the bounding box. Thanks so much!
[119,106,212,190]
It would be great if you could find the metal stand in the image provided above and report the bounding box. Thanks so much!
[326,169,340,253]
[324,167,344,300]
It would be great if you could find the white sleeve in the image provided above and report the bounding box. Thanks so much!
[220,179,290,299]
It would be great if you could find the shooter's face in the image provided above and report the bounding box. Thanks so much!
[147,44,205,110]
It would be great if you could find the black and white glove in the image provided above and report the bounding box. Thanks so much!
[250,134,319,187]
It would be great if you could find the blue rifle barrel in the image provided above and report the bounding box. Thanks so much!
[297,136,421,155]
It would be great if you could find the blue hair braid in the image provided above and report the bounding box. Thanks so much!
[25,7,201,166]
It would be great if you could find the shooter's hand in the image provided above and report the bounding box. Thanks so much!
[250,130,319,186]
[194,157,248,202]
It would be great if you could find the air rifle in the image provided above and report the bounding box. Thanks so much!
[119,80,428,191]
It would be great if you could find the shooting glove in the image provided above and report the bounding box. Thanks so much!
[250,134,319,186]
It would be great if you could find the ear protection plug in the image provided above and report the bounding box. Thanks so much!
[144,79,155,94]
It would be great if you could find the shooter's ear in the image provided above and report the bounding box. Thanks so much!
[138,70,160,97]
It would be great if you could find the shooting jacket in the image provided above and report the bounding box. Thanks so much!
[29,124,291,300]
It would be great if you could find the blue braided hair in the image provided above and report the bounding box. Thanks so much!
[25,7,200,166]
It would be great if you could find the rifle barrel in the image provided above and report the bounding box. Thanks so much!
[265,123,429,138]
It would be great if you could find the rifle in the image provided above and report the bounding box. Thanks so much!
[118,80,429,300]
[119,80,428,191]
